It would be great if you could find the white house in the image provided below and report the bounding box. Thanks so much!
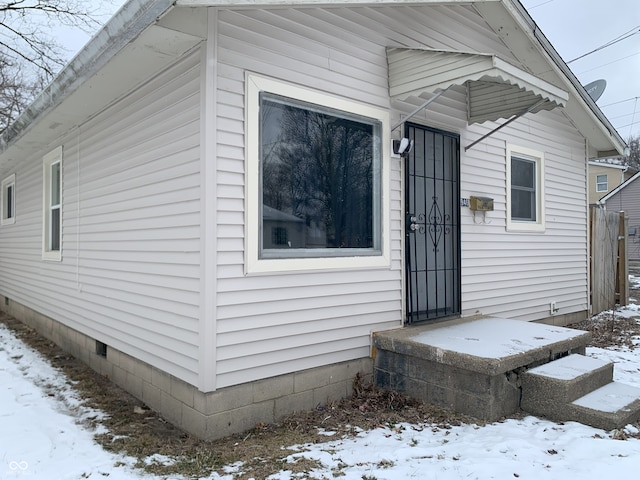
[0,0,626,440]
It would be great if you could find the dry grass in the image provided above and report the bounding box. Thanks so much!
[571,312,640,350]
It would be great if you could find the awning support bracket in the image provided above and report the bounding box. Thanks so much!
[464,99,547,152]
[392,87,451,131]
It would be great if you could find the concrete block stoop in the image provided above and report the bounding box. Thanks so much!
[373,317,640,431]
[521,353,640,430]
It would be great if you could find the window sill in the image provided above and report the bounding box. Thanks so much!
[246,253,390,275]
[42,251,62,262]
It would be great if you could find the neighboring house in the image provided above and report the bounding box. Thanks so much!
[0,0,625,440]
[588,161,628,204]
[599,171,640,260]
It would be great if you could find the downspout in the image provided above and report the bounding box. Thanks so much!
[586,138,594,316]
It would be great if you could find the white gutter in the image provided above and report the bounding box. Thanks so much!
[0,0,176,153]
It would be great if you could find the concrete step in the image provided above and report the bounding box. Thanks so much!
[569,382,640,431]
[373,317,591,422]
[521,354,640,430]
[521,354,613,408]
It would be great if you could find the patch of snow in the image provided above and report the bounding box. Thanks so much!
[572,382,640,412]
[410,318,584,359]
[143,453,177,467]
[527,353,610,380]
[625,424,640,435]
[0,324,155,479]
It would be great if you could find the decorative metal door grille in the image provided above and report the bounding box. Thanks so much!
[405,124,461,323]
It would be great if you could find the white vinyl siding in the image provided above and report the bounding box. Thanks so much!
[603,176,640,261]
[213,4,525,388]
[461,109,588,321]
[0,3,595,394]
[0,50,202,385]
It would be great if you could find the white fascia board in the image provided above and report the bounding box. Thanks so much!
[588,161,627,170]
[0,0,176,155]
[178,0,501,5]
[476,1,626,158]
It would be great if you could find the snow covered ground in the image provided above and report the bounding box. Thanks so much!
[1,309,640,480]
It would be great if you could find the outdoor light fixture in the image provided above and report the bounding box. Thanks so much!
[393,137,414,157]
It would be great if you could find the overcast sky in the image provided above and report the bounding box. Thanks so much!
[60,0,640,140]
[520,0,640,140]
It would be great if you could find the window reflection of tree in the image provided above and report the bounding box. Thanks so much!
[262,98,374,249]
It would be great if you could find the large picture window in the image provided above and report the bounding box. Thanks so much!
[246,74,390,273]
[506,145,545,232]
[260,93,380,255]
[43,146,62,261]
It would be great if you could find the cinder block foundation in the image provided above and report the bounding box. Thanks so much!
[0,299,372,441]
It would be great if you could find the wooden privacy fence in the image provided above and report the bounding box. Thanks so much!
[590,207,629,315]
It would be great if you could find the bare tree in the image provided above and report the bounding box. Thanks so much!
[0,1,109,131]
[625,134,640,174]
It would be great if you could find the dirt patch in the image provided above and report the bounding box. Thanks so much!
[571,311,640,350]
[568,261,640,350]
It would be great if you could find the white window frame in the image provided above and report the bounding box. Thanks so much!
[506,145,545,233]
[1,174,16,225]
[596,174,608,192]
[245,73,390,274]
[42,146,63,261]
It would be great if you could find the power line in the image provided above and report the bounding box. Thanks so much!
[576,51,640,76]
[527,0,555,9]
[602,97,640,108]
[567,25,640,64]
[615,120,640,129]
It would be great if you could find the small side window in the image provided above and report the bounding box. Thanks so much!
[506,145,545,232]
[1,174,16,225]
[596,174,608,192]
[43,146,63,261]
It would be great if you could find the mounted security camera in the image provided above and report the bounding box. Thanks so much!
[393,138,414,156]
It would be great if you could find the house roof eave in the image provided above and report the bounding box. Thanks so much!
[0,0,626,163]
[476,1,627,158]
[588,161,628,170]
[598,171,640,204]
[0,0,182,159]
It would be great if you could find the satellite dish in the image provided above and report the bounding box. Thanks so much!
[584,79,607,102]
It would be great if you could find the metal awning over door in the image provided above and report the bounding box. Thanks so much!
[387,48,569,125]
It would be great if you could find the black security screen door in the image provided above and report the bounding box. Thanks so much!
[405,124,461,323]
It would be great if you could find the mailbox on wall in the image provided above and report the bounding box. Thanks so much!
[469,196,494,212]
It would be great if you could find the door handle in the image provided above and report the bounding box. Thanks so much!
[407,213,426,234]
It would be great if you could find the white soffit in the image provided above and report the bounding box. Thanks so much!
[387,48,569,124]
